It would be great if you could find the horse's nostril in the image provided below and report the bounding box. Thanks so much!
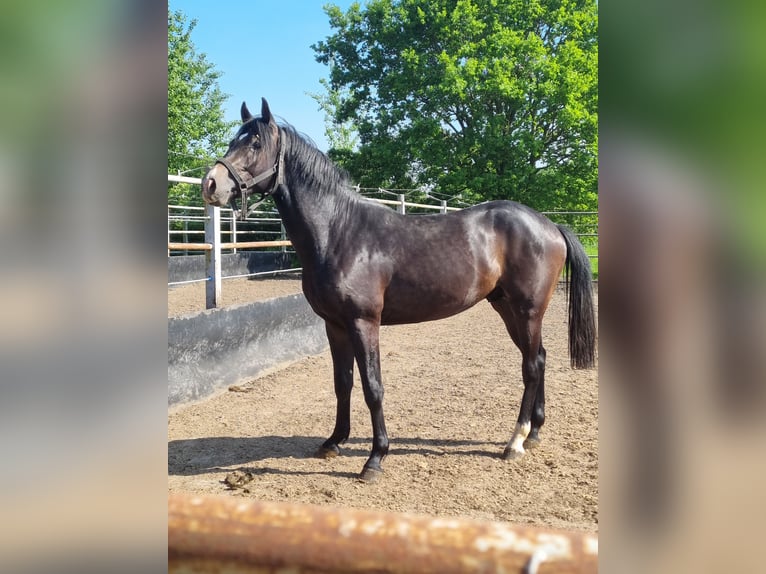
[205,177,216,196]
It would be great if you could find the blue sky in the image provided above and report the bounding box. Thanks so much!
[169,0,358,152]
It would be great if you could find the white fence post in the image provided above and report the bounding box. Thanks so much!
[205,204,222,309]
[440,200,447,214]
[398,194,406,215]
[231,211,237,254]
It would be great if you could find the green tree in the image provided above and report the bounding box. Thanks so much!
[313,0,597,210]
[308,78,359,165]
[168,9,234,206]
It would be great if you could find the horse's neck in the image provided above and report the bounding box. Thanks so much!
[274,154,354,266]
[274,190,332,264]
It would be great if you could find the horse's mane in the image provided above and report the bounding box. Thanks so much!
[235,116,384,224]
[236,117,359,207]
[279,124,357,203]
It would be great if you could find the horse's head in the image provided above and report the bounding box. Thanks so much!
[202,98,283,216]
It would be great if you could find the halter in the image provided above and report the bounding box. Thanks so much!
[214,128,285,221]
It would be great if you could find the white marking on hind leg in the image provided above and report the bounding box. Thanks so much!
[506,421,532,456]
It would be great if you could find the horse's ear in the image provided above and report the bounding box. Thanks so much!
[261,97,274,125]
[241,101,253,123]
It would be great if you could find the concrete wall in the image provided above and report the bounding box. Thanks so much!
[168,293,327,406]
[168,251,296,284]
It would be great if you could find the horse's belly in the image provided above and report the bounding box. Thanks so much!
[380,290,482,325]
[380,305,476,325]
[379,263,498,324]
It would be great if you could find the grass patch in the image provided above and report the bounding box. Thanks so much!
[584,242,599,279]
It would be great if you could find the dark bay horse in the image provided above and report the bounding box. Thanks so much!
[202,98,596,482]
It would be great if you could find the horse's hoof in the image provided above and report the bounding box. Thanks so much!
[315,445,340,459]
[523,436,542,450]
[502,447,525,461]
[358,467,383,483]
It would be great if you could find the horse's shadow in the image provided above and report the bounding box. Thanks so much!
[168,435,501,477]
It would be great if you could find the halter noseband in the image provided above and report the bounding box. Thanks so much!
[215,128,284,221]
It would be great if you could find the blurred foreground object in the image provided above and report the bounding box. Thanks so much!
[601,0,766,569]
[0,0,167,571]
[600,128,766,574]
[169,493,598,573]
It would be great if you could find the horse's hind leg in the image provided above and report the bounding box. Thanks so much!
[504,330,545,460]
[490,298,545,460]
[316,321,355,458]
[524,346,546,449]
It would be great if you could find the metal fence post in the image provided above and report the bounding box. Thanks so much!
[205,204,222,309]
[440,200,447,214]
[398,194,406,214]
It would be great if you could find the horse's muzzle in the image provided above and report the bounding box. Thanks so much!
[201,176,214,197]
[201,175,228,206]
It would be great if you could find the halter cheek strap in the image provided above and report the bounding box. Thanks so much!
[214,128,285,221]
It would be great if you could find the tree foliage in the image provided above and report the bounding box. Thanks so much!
[308,78,359,163]
[168,10,233,205]
[313,0,597,210]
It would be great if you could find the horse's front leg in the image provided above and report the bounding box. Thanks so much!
[316,321,354,458]
[349,317,388,482]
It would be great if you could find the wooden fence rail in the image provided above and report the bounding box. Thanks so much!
[168,240,292,251]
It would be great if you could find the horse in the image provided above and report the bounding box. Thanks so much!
[202,98,596,482]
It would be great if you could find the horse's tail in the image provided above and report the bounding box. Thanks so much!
[557,225,596,369]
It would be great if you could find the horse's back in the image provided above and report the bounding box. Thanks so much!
[376,201,565,324]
